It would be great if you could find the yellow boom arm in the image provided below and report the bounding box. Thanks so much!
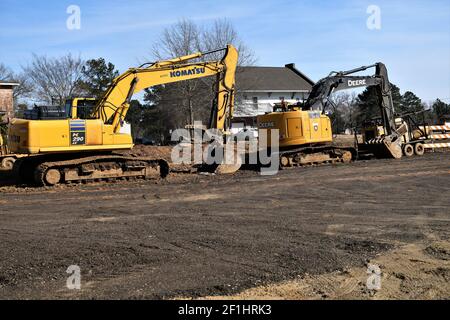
[95,45,238,133]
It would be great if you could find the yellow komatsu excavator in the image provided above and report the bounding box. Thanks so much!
[8,45,238,185]
[257,63,405,168]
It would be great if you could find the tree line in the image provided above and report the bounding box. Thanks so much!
[329,84,450,134]
[0,19,256,144]
[1,18,448,143]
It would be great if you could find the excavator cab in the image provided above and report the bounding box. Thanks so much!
[65,98,98,120]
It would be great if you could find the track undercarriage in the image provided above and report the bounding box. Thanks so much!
[268,144,355,169]
[13,153,169,186]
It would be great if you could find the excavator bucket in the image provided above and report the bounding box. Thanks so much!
[200,144,242,175]
[364,134,403,159]
[215,163,242,174]
[215,150,242,174]
[382,138,403,159]
[381,122,408,159]
[363,123,406,159]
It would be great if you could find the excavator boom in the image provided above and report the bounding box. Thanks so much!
[304,62,403,159]
[95,45,238,133]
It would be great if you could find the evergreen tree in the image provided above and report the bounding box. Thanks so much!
[79,58,119,99]
[432,99,450,122]
[356,83,402,125]
[401,91,423,114]
[391,83,402,112]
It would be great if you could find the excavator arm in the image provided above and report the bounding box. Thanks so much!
[94,45,238,133]
[304,62,404,158]
[6,45,239,185]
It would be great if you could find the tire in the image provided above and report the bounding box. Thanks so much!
[280,156,292,167]
[342,151,353,163]
[44,169,62,186]
[1,157,16,170]
[414,143,425,156]
[403,144,414,157]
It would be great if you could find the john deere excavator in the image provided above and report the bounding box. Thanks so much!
[257,62,405,168]
[8,45,238,185]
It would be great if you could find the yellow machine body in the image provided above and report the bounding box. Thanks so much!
[257,110,332,149]
[8,45,238,156]
[8,117,132,154]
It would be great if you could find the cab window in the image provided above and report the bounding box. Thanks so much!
[65,100,73,118]
[76,100,97,119]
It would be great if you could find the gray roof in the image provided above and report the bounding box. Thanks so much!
[236,64,314,92]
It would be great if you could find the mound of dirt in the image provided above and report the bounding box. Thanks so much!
[119,145,174,162]
[118,145,198,173]
[332,134,361,147]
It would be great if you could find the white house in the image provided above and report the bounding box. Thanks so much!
[231,64,314,132]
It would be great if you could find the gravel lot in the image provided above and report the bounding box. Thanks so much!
[0,153,449,299]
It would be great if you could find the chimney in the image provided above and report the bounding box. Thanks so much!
[285,63,296,70]
[284,64,315,86]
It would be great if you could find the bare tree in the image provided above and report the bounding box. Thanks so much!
[0,63,34,105]
[12,73,34,102]
[201,19,257,66]
[152,19,204,127]
[152,19,201,60]
[152,18,257,65]
[0,63,14,81]
[148,18,257,134]
[330,92,359,133]
[23,54,84,105]
[199,19,257,120]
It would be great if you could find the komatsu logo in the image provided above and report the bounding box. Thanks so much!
[170,67,206,78]
[348,79,366,87]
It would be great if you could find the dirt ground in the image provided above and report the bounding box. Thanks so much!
[194,242,450,300]
[0,151,449,300]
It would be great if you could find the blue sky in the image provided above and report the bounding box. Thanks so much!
[0,0,449,102]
